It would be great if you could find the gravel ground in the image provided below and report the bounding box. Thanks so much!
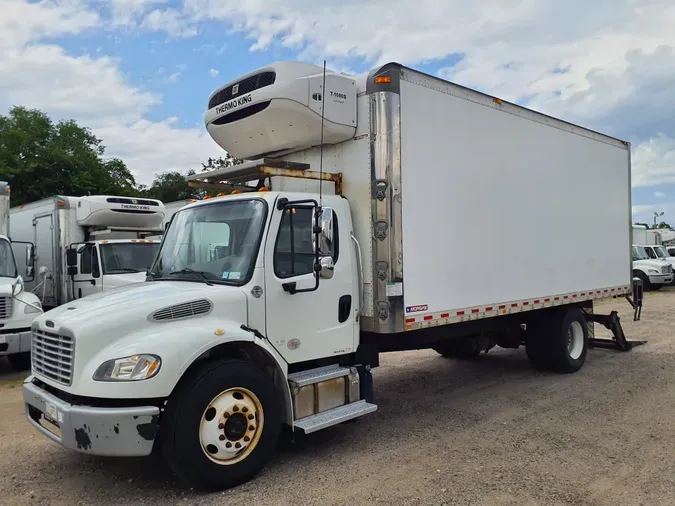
[2,291,675,505]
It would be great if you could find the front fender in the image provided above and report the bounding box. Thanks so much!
[74,319,253,398]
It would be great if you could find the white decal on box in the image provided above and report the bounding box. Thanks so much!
[386,282,403,297]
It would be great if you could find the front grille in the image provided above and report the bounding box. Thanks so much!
[208,71,276,109]
[32,330,74,386]
[151,299,212,321]
[0,297,13,319]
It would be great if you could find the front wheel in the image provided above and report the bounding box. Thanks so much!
[161,359,282,491]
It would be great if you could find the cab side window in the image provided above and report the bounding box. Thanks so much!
[80,245,100,277]
[274,207,339,279]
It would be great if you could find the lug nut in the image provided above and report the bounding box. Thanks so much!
[218,423,224,429]
[219,435,225,441]
[242,407,248,413]
[244,436,250,442]
[248,414,254,420]
[248,425,255,431]
[233,405,239,412]
[226,442,232,448]
[235,442,241,449]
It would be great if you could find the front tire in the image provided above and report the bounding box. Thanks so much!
[161,359,282,491]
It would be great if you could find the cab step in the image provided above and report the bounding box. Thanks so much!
[288,364,351,387]
[293,400,378,434]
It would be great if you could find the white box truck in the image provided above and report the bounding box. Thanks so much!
[631,225,673,288]
[11,195,165,309]
[23,62,641,490]
[0,182,44,370]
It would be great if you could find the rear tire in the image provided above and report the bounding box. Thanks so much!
[651,284,663,291]
[161,359,282,491]
[8,352,31,371]
[526,308,588,374]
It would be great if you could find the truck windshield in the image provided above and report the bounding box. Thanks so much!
[150,198,267,285]
[654,246,670,258]
[100,242,160,274]
[0,239,17,278]
[632,246,649,261]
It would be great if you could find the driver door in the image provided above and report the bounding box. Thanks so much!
[264,202,356,364]
[72,243,103,299]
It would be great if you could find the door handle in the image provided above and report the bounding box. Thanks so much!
[338,295,352,323]
[90,280,96,286]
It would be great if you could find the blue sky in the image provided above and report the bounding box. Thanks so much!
[2,0,675,225]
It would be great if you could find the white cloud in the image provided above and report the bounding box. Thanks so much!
[209,68,219,77]
[655,191,666,199]
[141,8,199,38]
[0,0,222,186]
[632,135,675,188]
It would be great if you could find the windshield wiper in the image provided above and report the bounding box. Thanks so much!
[168,267,213,286]
[109,268,143,273]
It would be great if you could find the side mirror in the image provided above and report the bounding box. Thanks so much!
[313,207,334,257]
[66,248,78,267]
[319,256,334,279]
[25,244,35,266]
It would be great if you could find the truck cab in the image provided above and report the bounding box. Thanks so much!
[632,244,673,289]
[0,234,43,369]
[68,239,160,299]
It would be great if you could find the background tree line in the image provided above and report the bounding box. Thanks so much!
[0,106,241,206]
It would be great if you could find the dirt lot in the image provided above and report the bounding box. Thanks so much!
[2,291,675,506]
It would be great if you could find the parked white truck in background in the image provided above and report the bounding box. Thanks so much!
[0,182,43,369]
[23,61,641,490]
[631,225,673,289]
[11,195,165,309]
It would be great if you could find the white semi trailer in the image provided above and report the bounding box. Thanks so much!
[0,182,43,369]
[11,195,165,309]
[23,61,640,490]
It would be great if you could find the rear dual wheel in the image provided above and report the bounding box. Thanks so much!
[526,308,588,373]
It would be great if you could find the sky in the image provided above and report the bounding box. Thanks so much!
[2,0,675,225]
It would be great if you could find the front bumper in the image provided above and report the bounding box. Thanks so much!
[649,274,673,285]
[0,329,31,356]
[23,377,160,457]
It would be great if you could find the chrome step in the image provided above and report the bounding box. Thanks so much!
[294,400,378,434]
[288,364,352,388]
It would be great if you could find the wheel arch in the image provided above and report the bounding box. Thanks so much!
[170,341,293,426]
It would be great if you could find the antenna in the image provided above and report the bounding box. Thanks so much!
[318,60,327,207]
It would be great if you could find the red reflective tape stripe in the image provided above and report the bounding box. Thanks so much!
[441,313,450,318]
[534,300,540,304]
[471,308,479,314]
[485,306,493,311]
[405,318,415,323]
[424,315,433,321]
[554,297,560,301]
[581,293,586,296]
[511,303,518,308]
[499,305,506,309]
[572,294,577,298]
[457,311,465,316]
[523,301,529,306]
[545,298,550,302]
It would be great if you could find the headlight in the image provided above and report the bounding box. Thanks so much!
[648,269,659,274]
[24,302,42,314]
[93,355,161,382]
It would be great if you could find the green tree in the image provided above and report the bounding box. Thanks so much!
[200,153,244,172]
[0,106,137,205]
[143,170,201,202]
[635,222,650,229]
